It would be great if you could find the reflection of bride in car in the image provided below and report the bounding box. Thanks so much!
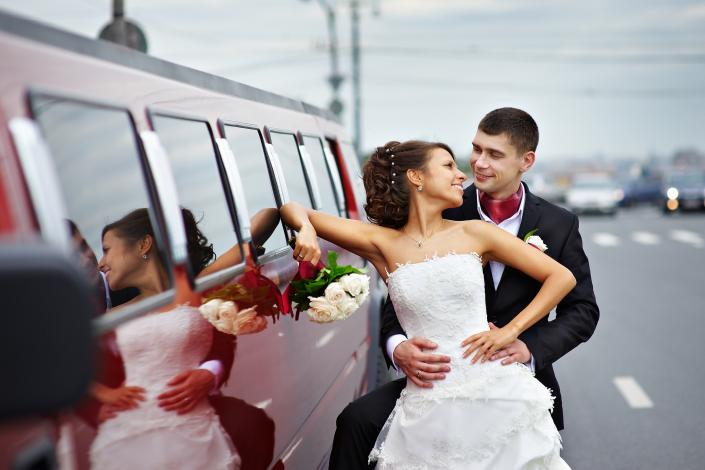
[90,207,280,470]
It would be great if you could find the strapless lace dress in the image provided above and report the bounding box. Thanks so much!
[90,305,240,470]
[369,253,569,470]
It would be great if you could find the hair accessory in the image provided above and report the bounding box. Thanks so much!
[389,151,396,185]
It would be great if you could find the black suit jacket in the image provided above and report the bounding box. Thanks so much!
[380,183,600,430]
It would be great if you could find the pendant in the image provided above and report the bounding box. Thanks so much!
[416,241,423,248]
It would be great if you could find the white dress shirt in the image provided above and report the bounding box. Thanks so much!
[386,183,535,372]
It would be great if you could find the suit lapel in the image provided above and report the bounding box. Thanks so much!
[517,185,542,241]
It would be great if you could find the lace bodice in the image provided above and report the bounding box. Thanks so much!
[116,305,213,394]
[387,252,493,391]
[388,252,488,352]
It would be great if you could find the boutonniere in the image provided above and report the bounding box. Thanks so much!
[523,229,548,252]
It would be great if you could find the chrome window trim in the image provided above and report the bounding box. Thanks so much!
[94,291,174,335]
[194,263,247,293]
[297,144,322,210]
[9,117,71,253]
[215,138,252,242]
[139,131,188,265]
[323,145,346,216]
[265,143,290,204]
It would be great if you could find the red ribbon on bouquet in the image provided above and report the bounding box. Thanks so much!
[282,259,325,321]
[235,258,288,322]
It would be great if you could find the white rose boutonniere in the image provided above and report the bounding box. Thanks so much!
[523,229,548,252]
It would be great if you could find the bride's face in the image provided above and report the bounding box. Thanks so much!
[98,230,144,291]
[416,148,467,207]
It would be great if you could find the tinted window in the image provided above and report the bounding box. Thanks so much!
[302,136,339,215]
[30,95,170,302]
[223,125,286,255]
[151,116,238,268]
[270,132,313,207]
[339,141,367,217]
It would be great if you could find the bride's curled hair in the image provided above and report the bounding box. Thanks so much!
[363,140,454,229]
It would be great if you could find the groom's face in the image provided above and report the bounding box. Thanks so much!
[470,130,533,199]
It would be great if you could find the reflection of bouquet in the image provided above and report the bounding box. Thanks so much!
[199,283,268,335]
[290,251,370,323]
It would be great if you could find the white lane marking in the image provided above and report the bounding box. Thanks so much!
[592,232,621,247]
[613,376,654,409]
[670,230,704,248]
[631,231,661,245]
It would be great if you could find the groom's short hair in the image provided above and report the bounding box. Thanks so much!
[478,107,539,155]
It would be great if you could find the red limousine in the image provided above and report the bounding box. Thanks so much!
[0,10,386,469]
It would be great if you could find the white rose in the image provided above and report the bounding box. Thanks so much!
[354,288,369,307]
[526,235,548,252]
[338,273,367,297]
[324,282,347,304]
[199,299,224,321]
[212,300,238,333]
[336,296,359,318]
[307,296,340,323]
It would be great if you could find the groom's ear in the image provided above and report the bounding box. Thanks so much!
[519,151,536,173]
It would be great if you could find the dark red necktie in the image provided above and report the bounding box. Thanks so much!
[479,185,523,224]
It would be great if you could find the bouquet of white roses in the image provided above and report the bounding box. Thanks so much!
[290,251,370,323]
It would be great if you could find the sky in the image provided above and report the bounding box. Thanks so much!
[1,0,705,163]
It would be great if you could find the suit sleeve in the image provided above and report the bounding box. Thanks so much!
[379,295,406,368]
[521,214,599,371]
[203,330,236,386]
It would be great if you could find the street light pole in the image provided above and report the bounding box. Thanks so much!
[321,1,344,118]
[351,0,361,156]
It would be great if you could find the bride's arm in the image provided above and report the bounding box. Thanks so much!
[280,201,385,265]
[461,221,576,362]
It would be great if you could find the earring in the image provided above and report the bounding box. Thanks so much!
[417,185,423,192]
[142,254,148,260]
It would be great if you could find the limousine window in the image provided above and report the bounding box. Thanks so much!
[29,95,171,300]
[339,141,367,217]
[151,115,239,268]
[302,135,339,215]
[269,131,314,207]
[222,125,286,255]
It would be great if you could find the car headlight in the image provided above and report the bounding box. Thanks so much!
[666,187,679,200]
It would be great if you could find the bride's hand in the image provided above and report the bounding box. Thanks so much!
[460,325,520,364]
[292,223,321,265]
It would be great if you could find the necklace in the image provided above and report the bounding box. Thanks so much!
[401,221,445,248]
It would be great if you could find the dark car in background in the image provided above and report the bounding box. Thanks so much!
[661,171,705,213]
[619,175,663,207]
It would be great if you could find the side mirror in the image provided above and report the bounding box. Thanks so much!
[0,243,95,420]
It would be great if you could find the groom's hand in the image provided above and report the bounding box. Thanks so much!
[157,369,215,414]
[487,323,531,365]
[393,337,451,388]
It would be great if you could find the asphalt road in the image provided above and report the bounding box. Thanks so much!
[558,206,705,470]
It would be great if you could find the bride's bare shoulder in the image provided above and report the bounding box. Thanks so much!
[457,219,488,234]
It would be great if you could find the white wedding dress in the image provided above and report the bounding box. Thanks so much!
[369,253,570,470]
[90,305,240,470]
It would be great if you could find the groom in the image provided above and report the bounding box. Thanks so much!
[329,107,599,469]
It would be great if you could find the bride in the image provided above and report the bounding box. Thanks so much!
[89,208,241,470]
[281,140,575,469]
